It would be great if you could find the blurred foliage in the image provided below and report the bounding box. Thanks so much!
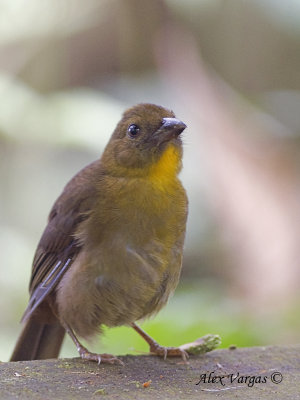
[0,0,299,362]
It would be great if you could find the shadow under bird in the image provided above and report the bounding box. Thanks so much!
[11,103,188,365]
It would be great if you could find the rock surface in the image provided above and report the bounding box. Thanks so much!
[1,345,299,399]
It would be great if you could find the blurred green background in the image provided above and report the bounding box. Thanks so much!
[1,0,300,362]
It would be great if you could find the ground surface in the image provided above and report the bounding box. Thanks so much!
[1,345,299,399]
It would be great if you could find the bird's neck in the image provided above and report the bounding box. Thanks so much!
[101,143,182,191]
[147,145,182,191]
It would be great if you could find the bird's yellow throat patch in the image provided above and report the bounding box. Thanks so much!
[148,145,181,190]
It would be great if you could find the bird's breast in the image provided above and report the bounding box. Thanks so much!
[58,175,187,338]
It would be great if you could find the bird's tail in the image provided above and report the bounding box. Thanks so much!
[10,315,65,361]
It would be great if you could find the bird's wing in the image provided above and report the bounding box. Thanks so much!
[21,161,99,322]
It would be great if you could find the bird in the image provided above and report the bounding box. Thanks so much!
[10,103,188,365]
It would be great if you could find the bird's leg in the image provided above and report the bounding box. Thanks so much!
[61,321,123,365]
[131,322,188,361]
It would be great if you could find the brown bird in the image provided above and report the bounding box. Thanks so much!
[11,103,188,365]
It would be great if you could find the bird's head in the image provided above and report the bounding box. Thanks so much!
[102,103,186,181]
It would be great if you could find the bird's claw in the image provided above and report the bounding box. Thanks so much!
[79,348,124,365]
[149,343,189,362]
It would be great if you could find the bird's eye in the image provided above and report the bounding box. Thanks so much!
[127,124,140,138]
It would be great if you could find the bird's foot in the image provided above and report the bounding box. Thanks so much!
[78,345,124,365]
[149,342,189,361]
[131,322,188,362]
[62,320,124,366]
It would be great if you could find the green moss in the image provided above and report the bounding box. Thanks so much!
[93,388,107,395]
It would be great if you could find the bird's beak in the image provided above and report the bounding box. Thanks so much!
[155,117,187,145]
[162,118,186,135]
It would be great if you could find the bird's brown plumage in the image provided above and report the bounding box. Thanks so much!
[11,103,188,362]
